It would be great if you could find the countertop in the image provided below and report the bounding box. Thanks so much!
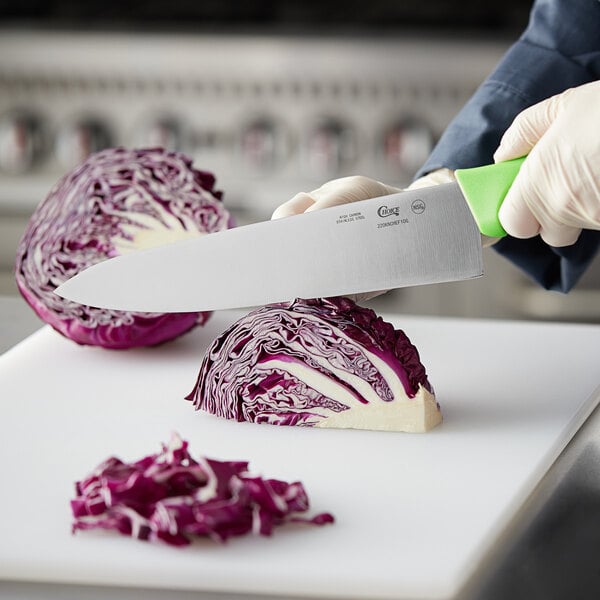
[0,295,44,354]
[1,296,599,600]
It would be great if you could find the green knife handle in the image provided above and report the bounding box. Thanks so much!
[455,156,526,238]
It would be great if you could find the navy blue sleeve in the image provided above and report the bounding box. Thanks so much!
[415,0,600,292]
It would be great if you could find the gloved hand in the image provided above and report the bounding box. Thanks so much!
[405,167,455,190]
[493,80,600,247]
[271,176,401,219]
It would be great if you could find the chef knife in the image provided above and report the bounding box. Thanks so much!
[55,157,525,312]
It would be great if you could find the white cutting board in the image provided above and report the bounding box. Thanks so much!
[1,313,599,600]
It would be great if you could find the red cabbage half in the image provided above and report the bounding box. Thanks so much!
[15,147,232,349]
[188,297,441,432]
[71,434,334,546]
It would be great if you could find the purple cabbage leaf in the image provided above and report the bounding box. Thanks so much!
[71,433,334,546]
[187,297,442,433]
[15,147,233,349]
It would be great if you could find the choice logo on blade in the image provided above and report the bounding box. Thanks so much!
[377,205,400,218]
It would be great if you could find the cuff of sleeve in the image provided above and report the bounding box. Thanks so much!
[494,231,600,293]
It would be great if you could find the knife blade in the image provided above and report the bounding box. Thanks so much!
[55,157,525,312]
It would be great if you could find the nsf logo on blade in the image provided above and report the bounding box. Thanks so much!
[411,199,426,214]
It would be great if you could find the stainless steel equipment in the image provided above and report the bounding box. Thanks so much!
[0,31,504,212]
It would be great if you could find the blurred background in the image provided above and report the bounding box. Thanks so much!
[1,0,599,322]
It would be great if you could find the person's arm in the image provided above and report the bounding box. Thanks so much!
[417,0,600,292]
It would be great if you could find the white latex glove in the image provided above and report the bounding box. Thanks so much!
[493,80,600,247]
[271,176,401,302]
[271,176,401,219]
[405,167,455,190]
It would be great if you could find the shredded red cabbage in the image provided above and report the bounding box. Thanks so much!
[187,297,438,431]
[71,434,334,546]
[15,147,232,349]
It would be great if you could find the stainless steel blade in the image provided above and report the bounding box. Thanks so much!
[55,182,483,312]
